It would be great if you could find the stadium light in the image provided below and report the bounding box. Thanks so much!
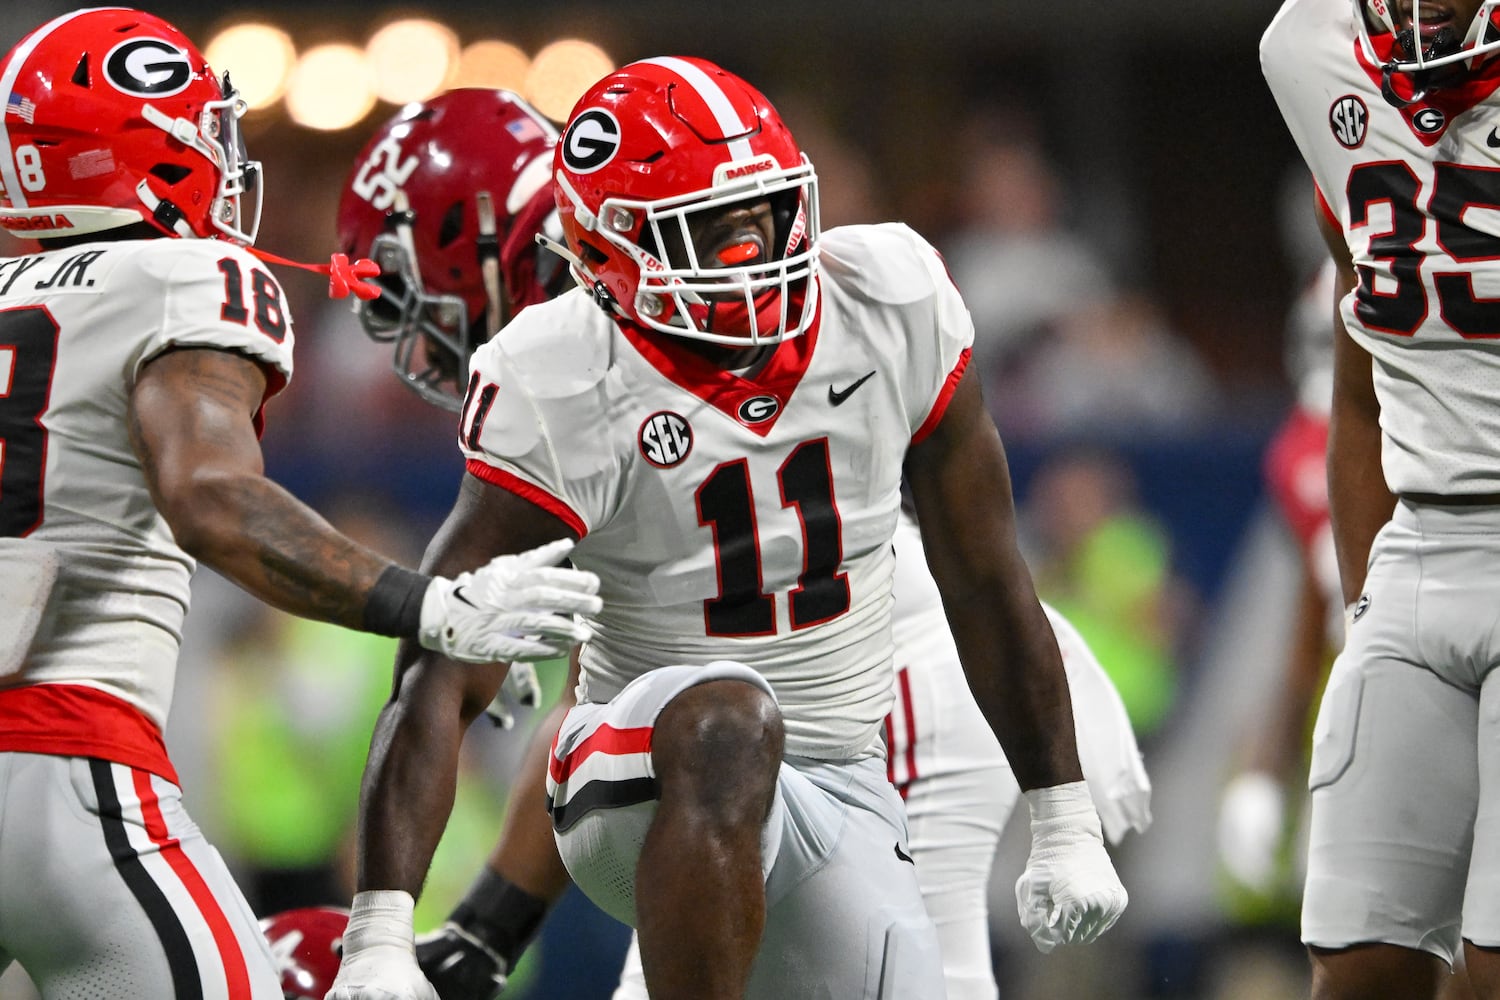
[453,39,531,92]
[204,23,296,111]
[523,39,613,122]
[366,18,459,104]
[285,43,377,131]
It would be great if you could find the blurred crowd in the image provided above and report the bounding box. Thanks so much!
[0,9,1328,995]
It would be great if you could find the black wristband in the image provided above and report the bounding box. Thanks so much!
[362,564,430,637]
[450,867,552,967]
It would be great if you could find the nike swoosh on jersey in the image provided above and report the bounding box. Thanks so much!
[828,370,877,405]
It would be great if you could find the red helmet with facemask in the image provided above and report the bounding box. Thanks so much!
[336,88,568,411]
[1356,0,1500,104]
[260,906,348,1000]
[551,56,821,347]
[0,7,260,243]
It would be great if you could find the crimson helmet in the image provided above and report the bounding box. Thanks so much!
[1356,0,1500,88]
[260,906,348,1000]
[552,56,821,347]
[0,7,260,243]
[336,88,567,411]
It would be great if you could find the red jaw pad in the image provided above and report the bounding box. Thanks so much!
[717,241,761,266]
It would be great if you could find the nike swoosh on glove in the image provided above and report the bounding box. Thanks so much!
[1015,780,1129,954]
[327,891,439,1000]
[419,538,601,664]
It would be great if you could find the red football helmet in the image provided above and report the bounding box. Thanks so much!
[337,88,568,411]
[260,906,348,1000]
[0,8,260,243]
[552,56,821,347]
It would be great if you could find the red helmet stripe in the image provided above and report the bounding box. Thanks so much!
[639,56,756,161]
[0,8,108,208]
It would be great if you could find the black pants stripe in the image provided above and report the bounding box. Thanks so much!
[89,758,204,1000]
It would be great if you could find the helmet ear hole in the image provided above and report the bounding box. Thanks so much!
[437,201,464,249]
[578,240,610,268]
[150,163,192,185]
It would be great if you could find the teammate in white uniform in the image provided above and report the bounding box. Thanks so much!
[329,58,1127,1000]
[0,11,598,999]
[1263,1,1500,996]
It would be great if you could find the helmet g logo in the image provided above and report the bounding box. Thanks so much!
[562,109,621,174]
[104,38,193,97]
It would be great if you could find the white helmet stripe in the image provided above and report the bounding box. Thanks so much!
[0,7,128,209]
[639,56,755,162]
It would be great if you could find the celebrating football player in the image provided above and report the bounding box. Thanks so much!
[1263,0,1500,997]
[332,85,1150,1000]
[0,10,599,997]
[328,58,1129,1000]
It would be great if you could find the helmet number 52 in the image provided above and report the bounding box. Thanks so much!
[350,135,418,212]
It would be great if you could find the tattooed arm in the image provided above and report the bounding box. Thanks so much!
[128,347,393,628]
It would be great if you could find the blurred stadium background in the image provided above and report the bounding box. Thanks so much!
[1,1,1327,997]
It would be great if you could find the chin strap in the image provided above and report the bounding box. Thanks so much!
[247,246,382,300]
[1381,62,1431,106]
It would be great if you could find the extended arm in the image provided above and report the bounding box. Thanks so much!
[905,366,1126,952]
[416,650,581,999]
[359,475,578,893]
[332,477,580,1000]
[129,347,396,628]
[129,347,596,662]
[904,366,1079,789]
[1321,211,1393,607]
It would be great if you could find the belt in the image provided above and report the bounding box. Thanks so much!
[1400,492,1500,506]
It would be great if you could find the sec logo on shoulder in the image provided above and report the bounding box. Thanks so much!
[640,411,693,468]
[1329,95,1367,149]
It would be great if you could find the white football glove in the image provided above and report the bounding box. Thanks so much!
[419,539,600,664]
[485,661,543,729]
[1217,770,1286,893]
[1015,780,1129,953]
[327,890,438,1000]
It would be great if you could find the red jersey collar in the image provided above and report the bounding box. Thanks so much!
[1355,22,1500,144]
[617,289,823,437]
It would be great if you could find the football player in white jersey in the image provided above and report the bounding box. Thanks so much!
[0,10,600,999]
[1263,1,1500,997]
[331,88,1152,1000]
[329,58,1128,1000]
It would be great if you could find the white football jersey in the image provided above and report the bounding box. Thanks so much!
[1263,0,1500,493]
[0,238,294,729]
[461,223,973,759]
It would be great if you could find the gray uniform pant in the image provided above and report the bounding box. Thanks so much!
[1303,500,1500,963]
[0,752,281,999]
[549,661,947,999]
